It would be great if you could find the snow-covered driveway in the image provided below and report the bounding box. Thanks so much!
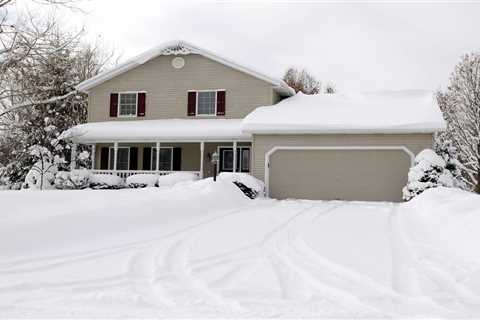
[0,180,479,318]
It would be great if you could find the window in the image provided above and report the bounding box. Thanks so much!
[151,147,173,171]
[197,91,216,115]
[118,93,137,116]
[108,147,130,170]
[219,147,250,172]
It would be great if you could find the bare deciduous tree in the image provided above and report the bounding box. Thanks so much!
[283,67,321,95]
[437,53,480,192]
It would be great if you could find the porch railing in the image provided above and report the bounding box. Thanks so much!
[91,169,201,180]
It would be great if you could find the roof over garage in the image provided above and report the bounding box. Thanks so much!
[242,90,446,134]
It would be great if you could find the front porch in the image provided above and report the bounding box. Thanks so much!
[71,140,252,180]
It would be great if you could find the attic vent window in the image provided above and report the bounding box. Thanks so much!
[172,57,185,69]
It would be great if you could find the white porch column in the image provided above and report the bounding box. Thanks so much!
[90,144,96,170]
[232,140,237,173]
[155,142,160,172]
[113,142,119,172]
[199,141,205,179]
[70,143,77,171]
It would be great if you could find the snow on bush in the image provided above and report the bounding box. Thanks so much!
[126,174,158,188]
[217,172,265,198]
[55,170,91,189]
[403,149,458,201]
[157,172,199,187]
[24,161,58,190]
[90,174,124,189]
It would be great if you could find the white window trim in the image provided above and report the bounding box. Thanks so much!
[117,92,138,118]
[217,145,251,173]
[151,146,174,171]
[189,89,225,117]
[108,146,130,170]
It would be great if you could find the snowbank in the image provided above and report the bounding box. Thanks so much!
[157,172,199,187]
[243,91,446,134]
[399,187,480,297]
[217,172,265,195]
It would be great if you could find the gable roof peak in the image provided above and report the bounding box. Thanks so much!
[76,40,294,96]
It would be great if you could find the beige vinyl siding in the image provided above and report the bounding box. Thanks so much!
[87,54,276,122]
[251,133,434,201]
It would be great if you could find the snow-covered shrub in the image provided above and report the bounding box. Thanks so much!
[217,172,265,198]
[126,174,158,188]
[23,145,66,190]
[54,170,91,189]
[157,172,199,187]
[403,149,459,201]
[90,174,124,189]
[24,160,58,190]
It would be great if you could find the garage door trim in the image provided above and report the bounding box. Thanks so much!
[264,145,415,197]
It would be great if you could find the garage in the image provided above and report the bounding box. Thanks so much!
[266,146,414,202]
[243,91,445,202]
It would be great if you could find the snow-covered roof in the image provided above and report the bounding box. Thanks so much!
[76,40,294,97]
[242,90,446,134]
[61,119,251,143]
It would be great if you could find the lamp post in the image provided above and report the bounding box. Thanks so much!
[211,151,219,181]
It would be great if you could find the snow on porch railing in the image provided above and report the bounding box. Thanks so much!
[91,170,200,180]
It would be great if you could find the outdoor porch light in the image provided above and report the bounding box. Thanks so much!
[211,151,219,181]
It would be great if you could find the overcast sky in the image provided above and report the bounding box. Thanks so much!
[30,1,480,92]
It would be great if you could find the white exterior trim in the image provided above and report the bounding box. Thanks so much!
[117,92,138,118]
[264,145,415,197]
[109,145,130,171]
[217,144,251,173]
[76,40,294,96]
[151,146,174,171]
[188,89,225,117]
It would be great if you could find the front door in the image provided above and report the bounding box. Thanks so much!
[219,147,250,173]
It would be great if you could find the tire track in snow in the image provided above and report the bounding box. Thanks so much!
[0,202,267,275]
[164,238,245,312]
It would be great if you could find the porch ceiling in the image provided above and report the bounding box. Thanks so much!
[60,119,252,144]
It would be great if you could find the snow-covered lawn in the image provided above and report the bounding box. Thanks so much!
[0,179,479,318]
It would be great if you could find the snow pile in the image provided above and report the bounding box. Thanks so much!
[217,172,265,198]
[403,149,457,200]
[90,173,124,189]
[399,187,480,299]
[243,91,446,134]
[126,174,158,188]
[157,172,199,187]
[55,169,91,189]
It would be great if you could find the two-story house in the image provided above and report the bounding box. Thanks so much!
[63,40,445,201]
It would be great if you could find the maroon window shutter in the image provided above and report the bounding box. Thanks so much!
[110,93,118,117]
[137,92,146,117]
[187,91,196,116]
[216,90,226,116]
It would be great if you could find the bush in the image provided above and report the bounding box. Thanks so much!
[55,170,91,190]
[23,160,57,190]
[403,149,458,201]
[126,174,158,188]
[90,174,124,189]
